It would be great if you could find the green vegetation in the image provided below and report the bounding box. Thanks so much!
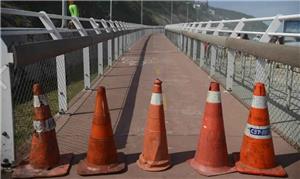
[1,1,266,30]
[14,89,59,148]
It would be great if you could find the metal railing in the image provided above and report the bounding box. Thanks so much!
[1,8,163,166]
[165,14,300,151]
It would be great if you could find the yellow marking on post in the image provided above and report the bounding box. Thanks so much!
[155,67,160,76]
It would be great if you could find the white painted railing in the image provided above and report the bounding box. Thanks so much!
[1,7,162,167]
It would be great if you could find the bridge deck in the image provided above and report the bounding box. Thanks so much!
[54,33,299,179]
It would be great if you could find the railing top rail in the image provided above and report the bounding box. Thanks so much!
[1,7,159,36]
[166,28,300,68]
[167,14,300,26]
[1,7,147,30]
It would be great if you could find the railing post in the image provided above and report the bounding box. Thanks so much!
[187,36,190,56]
[110,22,116,63]
[120,22,126,53]
[210,22,224,76]
[183,33,187,54]
[177,32,180,50]
[124,23,129,51]
[192,39,197,61]
[115,21,123,56]
[199,21,211,67]
[71,17,91,89]
[1,39,15,166]
[267,61,273,92]
[191,23,201,61]
[180,32,183,52]
[38,11,67,112]
[89,18,103,76]
[115,34,119,60]
[187,23,196,58]
[225,19,245,91]
[255,15,281,84]
[100,19,113,67]
[286,66,293,109]
[108,20,118,62]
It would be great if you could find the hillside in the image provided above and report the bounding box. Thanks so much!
[1,1,267,31]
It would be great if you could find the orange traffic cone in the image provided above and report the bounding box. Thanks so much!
[189,82,236,176]
[77,86,125,175]
[13,83,72,178]
[235,82,287,177]
[136,79,171,171]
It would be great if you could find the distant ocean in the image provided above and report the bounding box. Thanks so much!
[209,1,299,17]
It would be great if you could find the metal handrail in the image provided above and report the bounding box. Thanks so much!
[1,7,151,36]
[166,14,300,39]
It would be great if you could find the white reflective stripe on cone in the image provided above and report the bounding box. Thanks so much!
[244,123,271,139]
[206,91,221,103]
[33,95,48,107]
[150,93,162,105]
[251,95,267,109]
[33,117,56,133]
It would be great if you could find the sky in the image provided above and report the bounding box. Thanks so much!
[208,0,300,17]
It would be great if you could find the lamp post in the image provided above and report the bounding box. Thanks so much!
[141,0,143,24]
[61,0,67,28]
[170,0,173,24]
[110,0,112,20]
[186,2,189,22]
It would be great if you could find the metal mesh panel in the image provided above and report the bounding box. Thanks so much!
[89,44,98,83]
[11,58,58,153]
[213,46,228,85]
[267,63,300,149]
[202,44,211,73]
[233,53,256,89]
[103,41,109,69]
[165,31,300,149]
[65,49,84,103]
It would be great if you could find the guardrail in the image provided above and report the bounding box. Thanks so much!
[165,14,300,151]
[1,8,163,166]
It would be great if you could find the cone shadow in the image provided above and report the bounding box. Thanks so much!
[171,151,195,166]
[71,153,86,165]
[233,152,300,168]
[114,35,152,149]
[276,152,300,168]
[125,153,140,165]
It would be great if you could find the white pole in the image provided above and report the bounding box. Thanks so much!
[171,0,173,24]
[61,0,66,28]
[141,0,143,24]
[186,3,189,22]
[110,0,112,20]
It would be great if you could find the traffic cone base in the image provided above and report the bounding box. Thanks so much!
[233,152,286,177]
[189,158,236,176]
[12,153,72,179]
[77,153,126,176]
[137,153,171,172]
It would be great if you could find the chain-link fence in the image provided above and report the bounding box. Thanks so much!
[165,30,300,150]
[10,58,59,157]
[4,29,156,163]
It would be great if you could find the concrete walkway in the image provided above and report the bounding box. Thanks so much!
[55,33,299,179]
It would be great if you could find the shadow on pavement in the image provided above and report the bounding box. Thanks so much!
[277,152,300,168]
[170,150,195,166]
[125,150,195,166]
[114,35,152,149]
